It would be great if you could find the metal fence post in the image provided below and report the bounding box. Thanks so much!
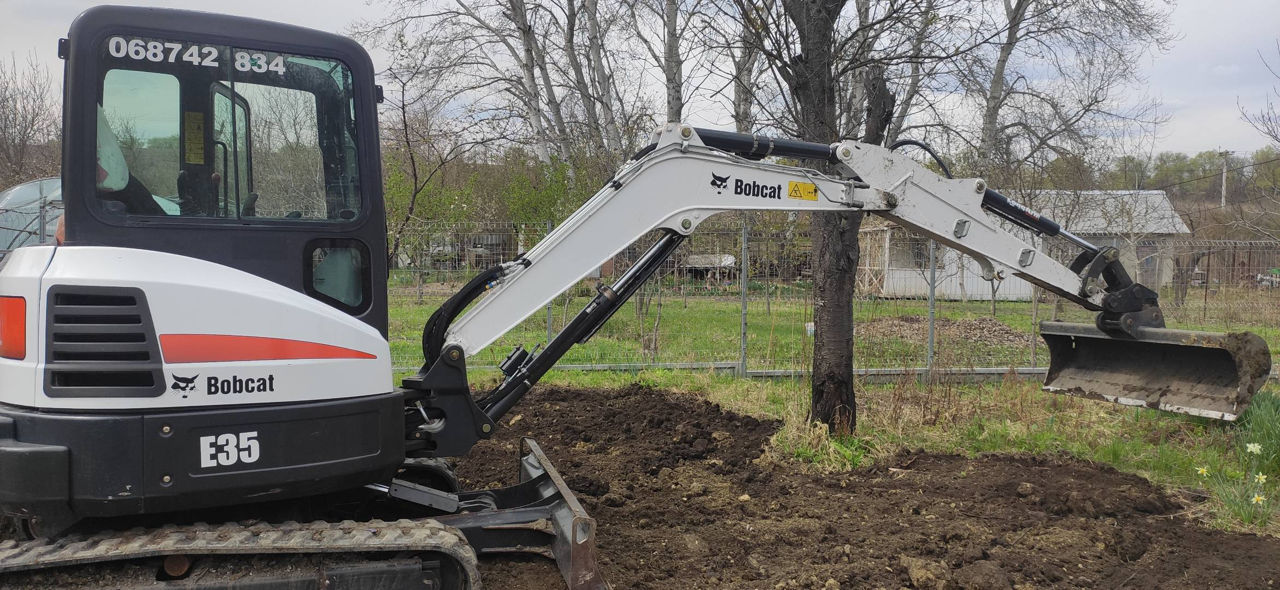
[739,216,750,376]
[546,221,554,344]
[37,200,47,245]
[1030,286,1040,367]
[926,239,937,374]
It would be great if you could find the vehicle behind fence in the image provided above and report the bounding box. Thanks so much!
[388,217,1280,379]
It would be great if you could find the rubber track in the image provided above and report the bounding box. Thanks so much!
[0,518,480,587]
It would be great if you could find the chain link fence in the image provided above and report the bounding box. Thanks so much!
[388,217,1280,379]
[4,198,1275,380]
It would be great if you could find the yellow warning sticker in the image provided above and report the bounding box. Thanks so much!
[787,181,818,201]
[183,112,205,164]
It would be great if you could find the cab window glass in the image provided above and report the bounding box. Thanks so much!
[96,36,360,222]
[234,82,327,218]
[306,240,369,310]
[100,70,181,215]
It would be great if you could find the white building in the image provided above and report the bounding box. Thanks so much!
[857,190,1191,301]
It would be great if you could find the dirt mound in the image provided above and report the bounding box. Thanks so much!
[459,385,1280,589]
[859,315,1029,348]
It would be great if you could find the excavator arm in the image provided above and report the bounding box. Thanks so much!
[440,125,1106,355]
[404,124,1271,456]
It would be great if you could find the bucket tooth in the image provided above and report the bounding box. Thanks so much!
[1040,321,1272,421]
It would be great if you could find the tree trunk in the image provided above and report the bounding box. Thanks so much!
[663,0,684,122]
[732,47,758,132]
[989,280,999,316]
[862,65,894,146]
[563,1,608,151]
[885,0,935,145]
[780,0,854,434]
[810,211,861,434]
[978,0,1029,173]
[730,0,768,133]
[532,36,570,159]
[583,0,624,151]
[506,0,553,164]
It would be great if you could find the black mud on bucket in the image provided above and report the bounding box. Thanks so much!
[1040,321,1272,421]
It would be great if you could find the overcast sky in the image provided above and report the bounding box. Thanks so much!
[3,0,1278,156]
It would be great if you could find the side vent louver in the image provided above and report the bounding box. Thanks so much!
[44,286,165,398]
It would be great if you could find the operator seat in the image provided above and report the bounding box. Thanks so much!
[95,105,167,216]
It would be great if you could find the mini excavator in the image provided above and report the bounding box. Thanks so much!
[0,6,1270,589]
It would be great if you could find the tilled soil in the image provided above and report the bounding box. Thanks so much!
[858,315,1030,349]
[459,385,1280,589]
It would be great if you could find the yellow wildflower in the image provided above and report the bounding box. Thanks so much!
[1246,443,1262,455]
[1196,466,1209,477]
[1256,473,1268,485]
[1251,494,1266,505]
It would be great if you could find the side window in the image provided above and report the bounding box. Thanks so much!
[305,240,370,312]
[100,70,181,215]
[234,83,327,219]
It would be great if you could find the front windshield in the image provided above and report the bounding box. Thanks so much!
[95,35,361,222]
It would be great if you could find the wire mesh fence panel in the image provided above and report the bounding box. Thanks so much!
[386,217,1280,375]
[0,177,62,258]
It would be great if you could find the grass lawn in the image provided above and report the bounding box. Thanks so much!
[388,279,1280,372]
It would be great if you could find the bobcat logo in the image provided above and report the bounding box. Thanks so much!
[710,173,730,193]
[171,374,200,393]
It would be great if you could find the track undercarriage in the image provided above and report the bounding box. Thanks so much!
[0,439,604,590]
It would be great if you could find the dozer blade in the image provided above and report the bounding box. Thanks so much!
[437,437,609,590]
[1040,321,1272,421]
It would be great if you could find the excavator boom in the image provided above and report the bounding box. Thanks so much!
[434,123,1271,422]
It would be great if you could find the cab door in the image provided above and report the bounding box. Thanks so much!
[59,6,388,335]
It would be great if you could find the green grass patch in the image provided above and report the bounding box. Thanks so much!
[388,280,1280,377]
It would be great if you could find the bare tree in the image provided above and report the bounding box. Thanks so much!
[562,0,611,149]
[0,54,59,188]
[1243,40,1280,147]
[352,23,507,264]
[959,0,1172,179]
[626,0,710,122]
[702,0,773,132]
[1237,43,1280,242]
[582,0,629,151]
[884,0,940,145]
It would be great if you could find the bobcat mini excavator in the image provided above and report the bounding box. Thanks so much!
[0,5,1271,589]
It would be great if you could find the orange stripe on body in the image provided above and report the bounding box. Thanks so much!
[160,334,377,363]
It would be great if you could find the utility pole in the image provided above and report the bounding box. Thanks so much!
[1220,150,1232,208]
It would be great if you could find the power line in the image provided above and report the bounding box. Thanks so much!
[1193,190,1277,214]
[1150,156,1280,193]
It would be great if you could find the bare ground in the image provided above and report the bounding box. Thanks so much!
[4,384,1277,589]
[858,315,1031,349]
[459,385,1280,590]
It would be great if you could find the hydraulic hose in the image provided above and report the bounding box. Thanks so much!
[420,264,507,368]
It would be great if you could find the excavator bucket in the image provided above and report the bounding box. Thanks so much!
[1040,321,1272,421]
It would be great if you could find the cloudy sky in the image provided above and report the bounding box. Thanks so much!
[3,0,1277,156]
